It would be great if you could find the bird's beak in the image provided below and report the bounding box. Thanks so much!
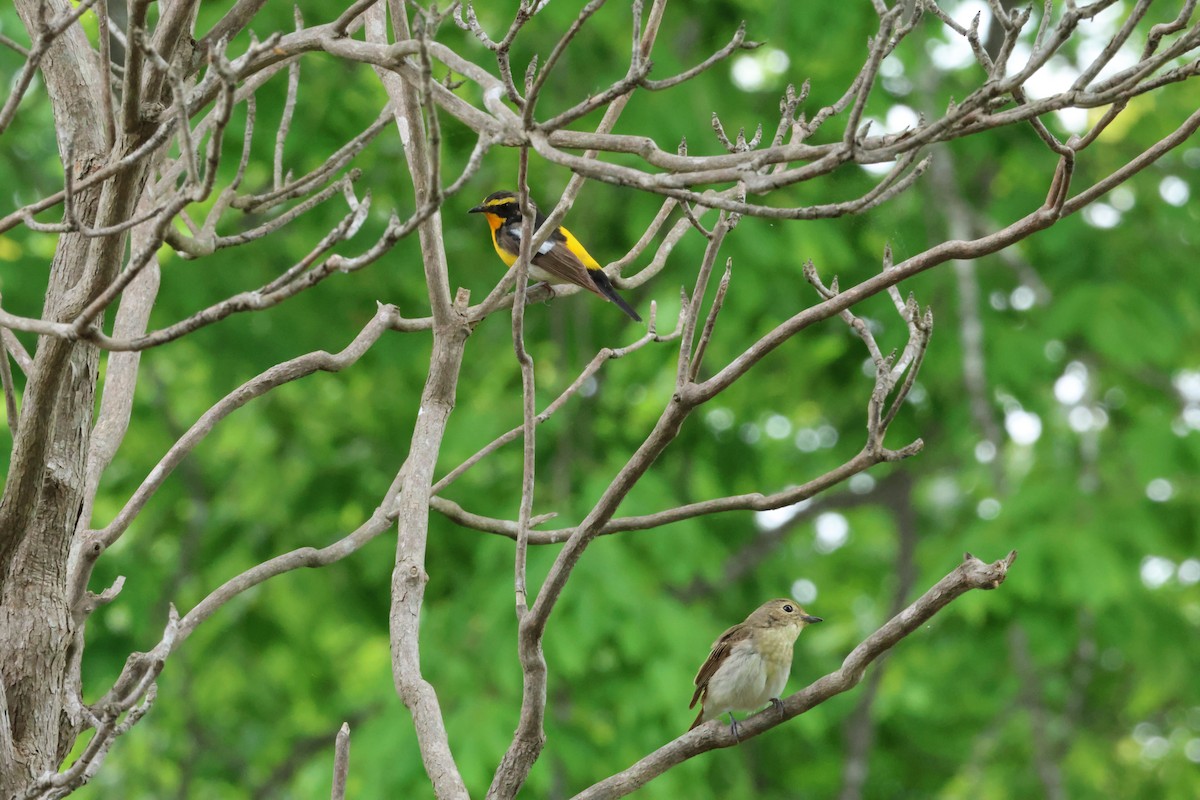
[468,204,486,214]
[803,615,823,624]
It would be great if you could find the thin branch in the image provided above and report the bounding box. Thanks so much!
[525,0,607,117]
[23,604,176,800]
[641,21,757,91]
[0,328,32,374]
[331,723,351,800]
[844,5,904,149]
[0,33,30,58]
[234,105,394,213]
[488,149,546,800]
[178,474,405,644]
[688,259,732,382]
[196,0,270,57]
[676,214,732,387]
[694,181,1073,403]
[0,326,17,438]
[95,0,116,149]
[119,0,151,134]
[273,9,304,191]
[76,204,162,543]
[1063,105,1200,214]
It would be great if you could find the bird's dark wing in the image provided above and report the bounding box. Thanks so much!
[689,623,751,709]
[496,221,595,291]
[501,216,642,322]
[529,239,602,293]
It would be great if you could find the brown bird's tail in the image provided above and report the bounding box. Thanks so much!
[688,708,706,731]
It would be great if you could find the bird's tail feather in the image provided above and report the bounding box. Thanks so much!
[588,268,642,322]
[608,291,642,323]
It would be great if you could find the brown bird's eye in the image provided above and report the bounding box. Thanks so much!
[783,604,794,613]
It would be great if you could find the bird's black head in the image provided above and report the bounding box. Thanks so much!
[468,190,525,221]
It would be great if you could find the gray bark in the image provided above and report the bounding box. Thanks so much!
[0,1,158,792]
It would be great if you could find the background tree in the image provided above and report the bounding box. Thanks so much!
[1,1,1198,798]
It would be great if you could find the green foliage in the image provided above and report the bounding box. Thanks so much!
[2,1,1199,798]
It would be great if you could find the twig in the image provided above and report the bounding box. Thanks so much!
[95,0,116,149]
[119,0,151,134]
[524,0,607,118]
[641,21,757,91]
[197,0,270,56]
[23,605,176,800]
[485,134,546,800]
[687,259,732,382]
[676,214,732,387]
[331,723,351,800]
[0,33,30,58]
[0,328,17,438]
[274,9,304,191]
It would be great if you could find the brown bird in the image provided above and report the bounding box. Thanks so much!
[689,598,823,736]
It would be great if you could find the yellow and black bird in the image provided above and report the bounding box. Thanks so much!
[469,190,642,322]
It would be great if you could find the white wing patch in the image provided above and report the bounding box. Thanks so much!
[506,225,557,255]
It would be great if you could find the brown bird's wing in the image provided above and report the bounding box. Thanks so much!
[531,239,604,295]
[496,216,642,322]
[688,624,754,731]
[494,221,597,292]
[689,623,752,709]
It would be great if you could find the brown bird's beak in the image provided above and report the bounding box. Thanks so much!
[803,615,823,624]
[468,204,486,214]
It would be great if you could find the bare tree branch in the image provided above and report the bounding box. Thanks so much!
[369,4,470,796]
[330,722,351,800]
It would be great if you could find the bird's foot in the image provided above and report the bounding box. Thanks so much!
[769,697,785,717]
[727,713,741,742]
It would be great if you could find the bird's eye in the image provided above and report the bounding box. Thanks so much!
[783,604,794,613]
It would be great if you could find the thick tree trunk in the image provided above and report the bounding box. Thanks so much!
[0,336,97,784]
[0,195,103,796]
[0,2,149,793]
